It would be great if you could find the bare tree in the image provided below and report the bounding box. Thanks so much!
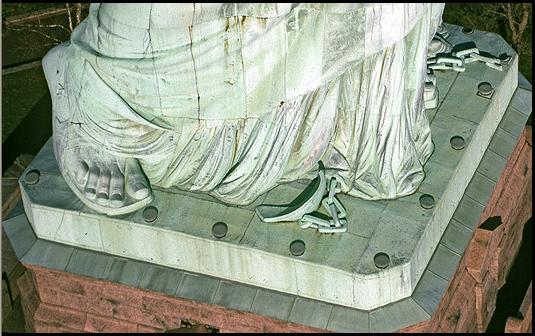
[444,3,531,52]
[4,3,89,49]
[499,3,532,52]
[65,3,85,32]
[443,3,532,82]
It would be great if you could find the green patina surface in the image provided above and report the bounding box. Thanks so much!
[4,78,530,332]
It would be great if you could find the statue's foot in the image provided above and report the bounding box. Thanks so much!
[62,146,153,216]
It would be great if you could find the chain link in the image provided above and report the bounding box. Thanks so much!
[298,176,348,233]
[427,37,506,73]
[424,27,509,109]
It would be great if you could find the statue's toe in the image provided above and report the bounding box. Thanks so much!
[73,160,89,188]
[109,165,125,208]
[96,169,111,206]
[125,158,151,201]
[84,165,100,200]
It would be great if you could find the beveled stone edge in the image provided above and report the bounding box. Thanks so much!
[6,83,529,333]
[17,34,519,312]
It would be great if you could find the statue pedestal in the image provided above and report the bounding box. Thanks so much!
[7,24,531,332]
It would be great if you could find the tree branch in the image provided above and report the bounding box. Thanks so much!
[65,3,74,32]
[7,26,63,44]
[74,3,82,27]
[516,4,531,41]
[13,23,71,34]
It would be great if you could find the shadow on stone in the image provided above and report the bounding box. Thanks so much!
[486,217,532,332]
[479,216,502,231]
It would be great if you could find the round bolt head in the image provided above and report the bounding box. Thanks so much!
[450,136,466,150]
[25,170,40,185]
[419,194,435,209]
[212,222,228,239]
[290,240,306,256]
[478,82,494,96]
[374,252,390,269]
[462,27,473,34]
[142,206,158,223]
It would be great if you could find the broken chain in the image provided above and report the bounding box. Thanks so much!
[427,44,506,73]
[298,176,348,234]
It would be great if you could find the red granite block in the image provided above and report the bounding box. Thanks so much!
[465,232,491,283]
[109,299,172,330]
[84,313,139,332]
[453,300,477,333]
[34,302,87,330]
[475,278,498,332]
[39,286,115,317]
[84,279,145,308]
[398,320,430,333]
[141,294,203,322]
[17,271,40,317]
[33,319,83,333]
[203,308,264,333]
[490,247,506,287]
[137,324,165,333]
[435,272,477,332]
[20,298,36,332]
